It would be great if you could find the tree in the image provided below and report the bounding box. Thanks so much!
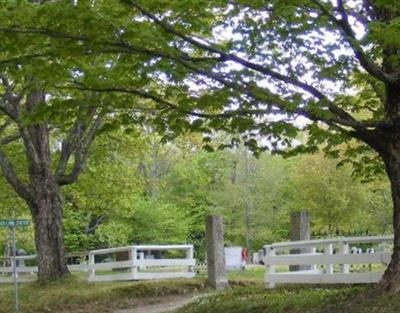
[111,0,400,292]
[0,0,152,279]
[1,0,400,290]
[0,0,191,279]
[0,88,103,280]
[284,153,381,235]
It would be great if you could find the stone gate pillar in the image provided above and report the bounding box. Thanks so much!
[205,215,229,290]
[290,211,311,271]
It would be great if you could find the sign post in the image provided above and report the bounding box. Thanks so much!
[12,222,19,313]
[0,219,30,313]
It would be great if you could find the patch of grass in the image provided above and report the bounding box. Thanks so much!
[0,276,208,313]
[176,285,355,313]
[227,266,265,281]
[314,289,400,313]
[2,272,400,313]
[177,285,400,313]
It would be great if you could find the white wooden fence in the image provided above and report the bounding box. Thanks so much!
[88,245,195,282]
[264,235,393,288]
[0,254,88,283]
[0,244,195,283]
[0,255,38,283]
[2,236,393,287]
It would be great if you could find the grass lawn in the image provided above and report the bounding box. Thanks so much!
[177,284,400,313]
[0,276,208,313]
[227,265,266,281]
[1,268,399,313]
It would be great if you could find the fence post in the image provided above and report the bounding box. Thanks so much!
[339,241,350,274]
[311,247,318,272]
[265,247,276,289]
[186,246,194,274]
[325,244,334,274]
[131,247,138,279]
[139,252,145,270]
[88,252,95,280]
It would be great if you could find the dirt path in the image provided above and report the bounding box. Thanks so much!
[114,294,208,313]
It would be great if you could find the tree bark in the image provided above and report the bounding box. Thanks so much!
[378,144,400,292]
[31,182,70,280]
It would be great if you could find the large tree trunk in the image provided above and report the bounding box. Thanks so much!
[23,92,70,280]
[31,181,70,280]
[378,142,400,292]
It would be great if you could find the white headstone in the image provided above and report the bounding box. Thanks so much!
[225,247,242,270]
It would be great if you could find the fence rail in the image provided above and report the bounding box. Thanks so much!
[263,235,393,288]
[88,244,195,282]
[0,254,88,283]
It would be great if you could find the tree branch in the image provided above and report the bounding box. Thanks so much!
[0,53,49,66]
[309,0,395,83]
[60,84,281,119]
[127,0,397,88]
[0,133,21,145]
[180,59,389,131]
[55,115,91,179]
[0,75,21,121]
[0,26,224,65]
[0,146,32,203]
[63,79,385,137]
[122,0,376,128]
[57,113,102,186]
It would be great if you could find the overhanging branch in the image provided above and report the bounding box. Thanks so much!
[309,0,395,83]
[122,0,377,131]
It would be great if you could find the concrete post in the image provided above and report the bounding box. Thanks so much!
[290,211,311,271]
[205,215,229,290]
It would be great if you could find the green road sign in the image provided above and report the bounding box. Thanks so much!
[0,219,30,227]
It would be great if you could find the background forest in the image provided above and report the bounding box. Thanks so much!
[0,129,391,260]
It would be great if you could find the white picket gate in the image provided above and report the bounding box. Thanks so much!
[264,235,393,288]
